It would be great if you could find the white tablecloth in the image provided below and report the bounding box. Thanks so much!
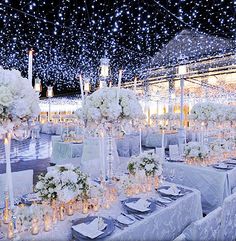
[163,161,236,213]
[17,183,202,241]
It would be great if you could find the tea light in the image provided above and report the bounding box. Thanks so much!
[82,200,88,214]
[59,204,65,221]
[7,220,14,239]
[92,198,99,212]
[154,176,159,189]
[31,218,39,235]
[52,207,58,224]
[44,213,52,232]
[67,201,74,216]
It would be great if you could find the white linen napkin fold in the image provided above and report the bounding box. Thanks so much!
[126,198,151,212]
[72,218,107,239]
[160,185,180,196]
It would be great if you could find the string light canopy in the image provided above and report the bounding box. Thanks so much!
[0,0,234,96]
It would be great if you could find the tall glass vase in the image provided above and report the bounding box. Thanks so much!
[106,125,114,183]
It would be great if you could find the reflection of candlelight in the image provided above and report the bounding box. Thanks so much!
[7,220,14,239]
[44,213,52,232]
[31,218,39,235]
[3,193,10,224]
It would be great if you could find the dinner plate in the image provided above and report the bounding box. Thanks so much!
[212,163,234,170]
[122,197,156,214]
[225,159,236,165]
[72,216,115,240]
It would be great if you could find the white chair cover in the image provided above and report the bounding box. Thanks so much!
[0,170,33,208]
[173,233,186,241]
[183,207,222,241]
[219,192,236,241]
[169,144,180,160]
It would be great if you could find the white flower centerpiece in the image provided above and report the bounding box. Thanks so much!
[184,142,210,165]
[127,152,163,192]
[128,152,163,177]
[35,164,89,203]
[0,68,40,136]
[78,87,143,124]
[75,87,144,182]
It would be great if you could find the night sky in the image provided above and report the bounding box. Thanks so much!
[0,0,235,96]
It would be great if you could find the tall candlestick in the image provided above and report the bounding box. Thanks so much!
[28,49,33,85]
[134,76,137,93]
[4,135,14,210]
[161,130,165,149]
[117,70,122,103]
[139,128,142,154]
[79,74,84,107]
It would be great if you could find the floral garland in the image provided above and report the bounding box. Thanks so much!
[127,152,163,177]
[35,164,89,203]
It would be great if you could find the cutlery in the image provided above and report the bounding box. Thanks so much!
[109,216,127,229]
[147,198,166,207]
[121,213,135,222]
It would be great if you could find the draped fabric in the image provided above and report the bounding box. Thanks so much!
[219,193,236,241]
[183,207,222,241]
[163,161,236,213]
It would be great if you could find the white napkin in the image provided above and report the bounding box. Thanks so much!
[160,185,180,196]
[24,193,40,202]
[72,218,107,239]
[117,215,135,225]
[126,199,151,212]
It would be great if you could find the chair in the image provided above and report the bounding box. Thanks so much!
[178,207,222,241]
[155,147,165,161]
[0,170,34,208]
[169,144,181,160]
[219,192,236,241]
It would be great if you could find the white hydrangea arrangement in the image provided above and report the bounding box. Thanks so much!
[209,139,229,154]
[35,164,89,203]
[0,68,40,135]
[128,152,163,177]
[75,87,144,124]
[184,142,210,159]
[190,102,236,123]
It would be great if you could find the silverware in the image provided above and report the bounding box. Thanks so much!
[109,216,127,229]
[121,212,135,221]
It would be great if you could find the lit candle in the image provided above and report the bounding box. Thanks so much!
[117,69,123,103]
[31,218,39,235]
[59,204,65,221]
[139,128,142,154]
[7,220,14,239]
[82,200,88,214]
[44,213,52,232]
[52,207,58,225]
[79,74,85,107]
[28,49,33,85]
[67,201,74,216]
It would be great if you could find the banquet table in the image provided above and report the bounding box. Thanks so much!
[163,161,236,214]
[14,183,202,241]
[51,134,140,165]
